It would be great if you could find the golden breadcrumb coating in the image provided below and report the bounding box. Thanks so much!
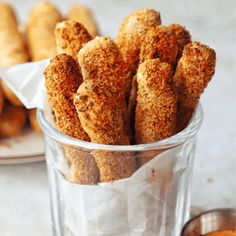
[140,25,179,67]
[116,8,161,99]
[54,20,92,60]
[135,59,177,165]
[68,4,99,37]
[28,109,41,132]
[168,23,191,60]
[44,54,89,140]
[44,54,99,184]
[0,3,29,106]
[117,8,161,73]
[135,59,177,143]
[26,1,62,61]
[0,106,26,138]
[74,36,136,182]
[0,85,4,114]
[173,41,216,131]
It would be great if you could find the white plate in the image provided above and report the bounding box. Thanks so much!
[0,128,44,164]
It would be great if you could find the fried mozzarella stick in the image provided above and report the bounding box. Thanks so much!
[0,106,26,138]
[68,5,99,37]
[168,24,191,60]
[116,8,161,98]
[140,25,179,67]
[173,42,216,132]
[44,54,99,184]
[26,1,62,61]
[54,20,92,60]
[0,3,29,106]
[74,36,136,182]
[135,59,177,165]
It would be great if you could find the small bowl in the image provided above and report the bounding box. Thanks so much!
[181,208,236,236]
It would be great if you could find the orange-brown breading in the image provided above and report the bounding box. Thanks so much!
[0,106,26,138]
[44,54,89,140]
[26,1,62,61]
[140,25,179,67]
[116,8,161,73]
[168,23,191,60]
[135,59,177,165]
[135,59,177,143]
[44,54,99,184]
[54,20,92,60]
[68,4,99,37]
[0,3,29,106]
[173,41,216,131]
[74,36,136,182]
[116,8,161,99]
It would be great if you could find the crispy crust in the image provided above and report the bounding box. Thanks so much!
[26,1,62,61]
[0,106,26,138]
[140,25,179,67]
[168,23,191,60]
[117,8,161,72]
[68,4,99,37]
[116,8,161,99]
[44,54,89,140]
[74,36,136,182]
[135,59,177,144]
[173,41,216,131]
[54,20,92,59]
[44,54,99,184]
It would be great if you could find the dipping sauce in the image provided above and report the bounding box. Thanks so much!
[206,231,236,236]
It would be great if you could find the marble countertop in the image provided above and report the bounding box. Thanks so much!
[0,0,235,235]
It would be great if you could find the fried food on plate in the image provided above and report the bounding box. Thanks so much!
[0,85,4,114]
[45,54,99,184]
[54,20,92,60]
[173,41,216,131]
[28,109,41,132]
[74,36,136,182]
[68,4,99,37]
[26,1,62,61]
[0,2,29,106]
[135,59,177,165]
[0,105,26,138]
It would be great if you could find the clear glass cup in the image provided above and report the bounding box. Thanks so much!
[37,104,203,236]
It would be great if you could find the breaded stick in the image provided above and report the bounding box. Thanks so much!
[44,54,99,184]
[173,42,216,132]
[25,1,62,61]
[117,8,161,73]
[0,3,29,106]
[0,106,26,138]
[0,85,4,114]
[135,59,177,165]
[74,36,136,182]
[168,24,191,60]
[139,25,179,67]
[68,4,99,37]
[116,8,161,99]
[54,20,92,60]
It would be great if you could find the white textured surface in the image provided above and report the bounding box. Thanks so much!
[0,0,235,235]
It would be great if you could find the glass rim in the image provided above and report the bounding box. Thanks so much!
[37,103,203,151]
